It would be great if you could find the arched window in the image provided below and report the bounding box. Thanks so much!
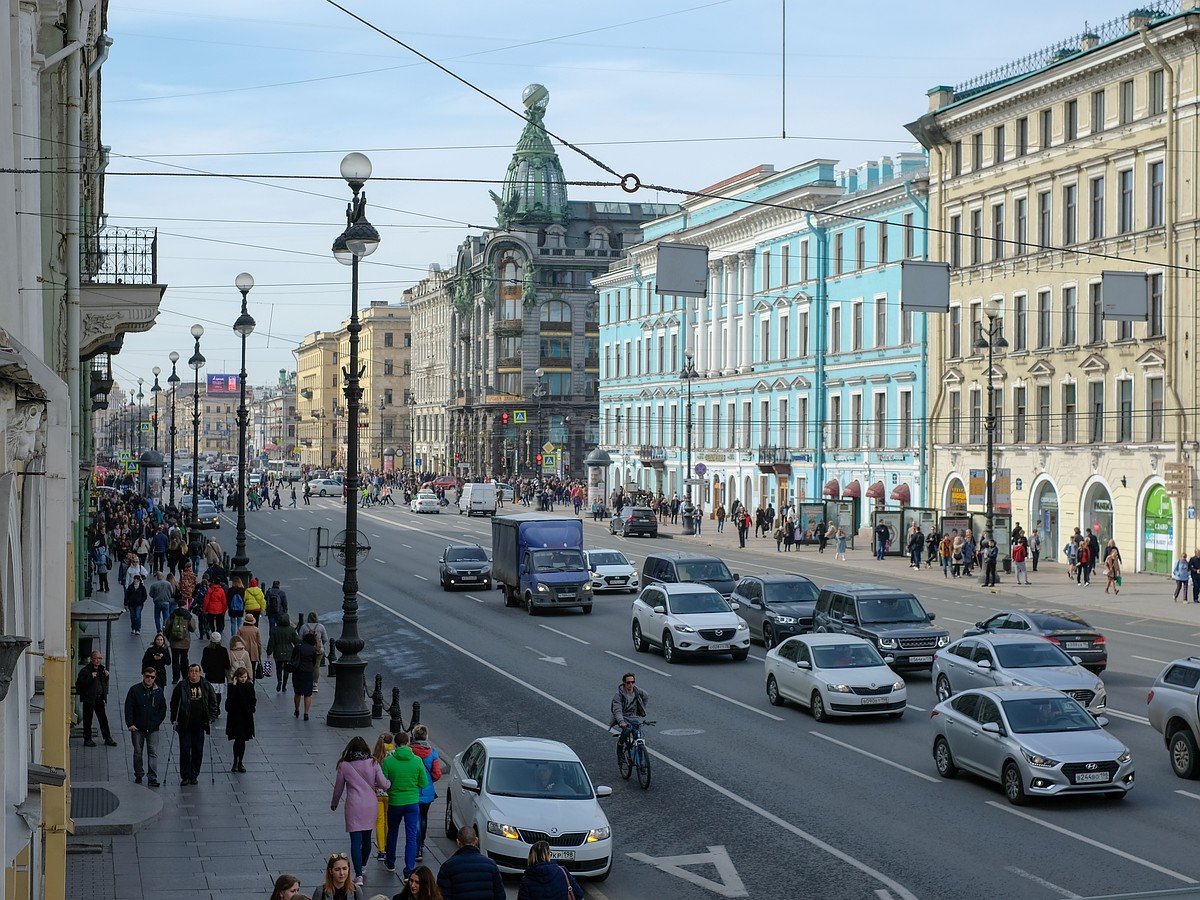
[499,255,521,320]
[540,300,571,324]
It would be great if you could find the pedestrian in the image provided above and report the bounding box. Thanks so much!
[147,569,174,635]
[75,650,117,747]
[1064,539,1078,582]
[372,732,396,863]
[202,576,227,637]
[169,663,218,786]
[835,527,847,561]
[982,538,999,587]
[304,481,312,505]
[310,852,364,900]
[331,736,390,887]
[907,527,923,569]
[265,579,288,635]
[1174,553,1191,602]
[381,731,429,878]
[299,612,328,692]
[291,630,319,720]
[1076,539,1092,586]
[772,520,784,552]
[397,865,443,900]
[1188,548,1200,603]
[243,578,267,634]
[289,485,298,508]
[235,613,263,680]
[1104,547,1121,595]
[714,503,726,533]
[436,825,505,900]
[874,519,889,560]
[227,576,246,636]
[736,509,749,548]
[224,666,256,773]
[200,632,231,708]
[1087,529,1101,585]
[269,874,302,900]
[925,529,938,568]
[124,665,167,786]
[94,543,110,592]
[517,840,584,900]
[1011,538,1030,585]
[134,532,150,566]
[166,604,197,683]
[123,573,148,636]
[938,532,953,578]
[227,635,252,691]
[268,612,299,693]
[410,725,442,864]
[141,633,171,686]
[962,534,976,575]
[1029,527,1041,572]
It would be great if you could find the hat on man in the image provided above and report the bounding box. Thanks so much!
[243,613,256,625]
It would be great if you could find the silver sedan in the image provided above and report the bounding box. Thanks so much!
[932,632,1106,714]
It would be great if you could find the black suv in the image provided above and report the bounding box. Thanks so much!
[812,583,948,670]
[611,506,658,537]
[641,551,738,600]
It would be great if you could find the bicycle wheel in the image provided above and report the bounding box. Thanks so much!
[636,743,652,789]
[617,738,633,780]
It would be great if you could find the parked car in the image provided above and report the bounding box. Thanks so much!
[640,551,738,600]
[439,545,492,591]
[584,549,638,594]
[1147,656,1200,778]
[964,609,1107,674]
[812,583,948,670]
[930,686,1133,804]
[732,574,819,649]
[306,478,342,497]
[765,634,906,721]
[411,491,442,514]
[610,506,658,537]
[631,582,749,663]
[444,736,612,879]
[933,633,1107,714]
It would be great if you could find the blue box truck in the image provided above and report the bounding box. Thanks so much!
[491,513,593,614]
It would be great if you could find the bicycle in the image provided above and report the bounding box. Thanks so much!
[615,720,655,789]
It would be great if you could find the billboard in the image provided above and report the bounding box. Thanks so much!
[206,374,241,394]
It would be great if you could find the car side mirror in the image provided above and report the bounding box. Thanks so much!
[595,785,613,798]
[976,659,992,670]
[653,605,666,614]
[729,601,740,610]
[438,558,445,564]
[842,615,857,626]
[797,660,812,670]
[927,613,936,622]
[732,573,740,580]
[980,722,1002,735]
[963,627,983,637]
[462,778,480,793]
[1095,716,1109,727]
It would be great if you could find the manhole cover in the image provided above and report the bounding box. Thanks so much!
[660,728,704,736]
[70,786,119,819]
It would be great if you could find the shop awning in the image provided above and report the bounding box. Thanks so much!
[865,480,885,500]
[822,478,840,498]
[842,480,861,498]
[890,483,911,505]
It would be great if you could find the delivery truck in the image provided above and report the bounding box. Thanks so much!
[491,513,593,614]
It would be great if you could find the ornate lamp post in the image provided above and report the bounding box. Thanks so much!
[230,273,256,587]
[680,352,699,535]
[974,309,1008,569]
[188,324,205,528]
[407,395,416,472]
[327,152,380,729]
[136,379,145,454]
[150,367,162,452]
[167,352,180,509]
[127,388,135,452]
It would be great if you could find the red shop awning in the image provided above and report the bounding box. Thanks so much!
[822,478,840,498]
[865,480,885,500]
[842,479,862,498]
[890,483,911,505]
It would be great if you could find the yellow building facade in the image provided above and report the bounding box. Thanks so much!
[907,4,1197,573]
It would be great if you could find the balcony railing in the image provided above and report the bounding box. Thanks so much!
[638,445,667,461]
[83,226,158,284]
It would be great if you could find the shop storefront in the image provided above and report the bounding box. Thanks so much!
[1142,484,1174,576]
[1033,480,1059,563]
[1083,483,1114,547]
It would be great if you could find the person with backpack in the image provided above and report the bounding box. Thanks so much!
[264,580,288,635]
[243,579,266,636]
[299,612,328,693]
[166,605,196,683]
[227,576,247,637]
[409,725,442,865]
[202,577,227,637]
[1076,539,1092,586]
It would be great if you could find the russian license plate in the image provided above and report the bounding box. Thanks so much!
[1074,771,1110,783]
[463,575,478,580]
[860,696,889,706]
[613,576,627,583]
[908,655,933,663]
[1066,642,1090,650]
[708,644,731,651]
[559,593,575,600]
[550,850,576,861]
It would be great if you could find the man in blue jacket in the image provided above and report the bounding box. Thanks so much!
[436,825,504,900]
[124,666,167,785]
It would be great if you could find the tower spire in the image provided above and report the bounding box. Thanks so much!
[490,83,569,229]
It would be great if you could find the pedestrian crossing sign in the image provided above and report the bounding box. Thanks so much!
[513,410,527,424]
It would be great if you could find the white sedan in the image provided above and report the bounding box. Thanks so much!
[411,491,442,513]
[444,736,612,879]
[307,478,343,497]
[765,633,907,721]
[584,549,638,594]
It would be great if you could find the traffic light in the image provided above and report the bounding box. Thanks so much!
[501,412,509,425]
[536,454,543,466]
[455,453,461,462]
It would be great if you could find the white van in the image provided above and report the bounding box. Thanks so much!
[459,482,498,517]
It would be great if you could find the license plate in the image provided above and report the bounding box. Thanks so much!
[559,593,575,599]
[708,644,731,651]
[860,697,889,706]
[463,575,478,580]
[612,577,627,583]
[1074,771,1110,783]
[1066,642,1090,650]
[908,655,933,663]
[550,850,575,861]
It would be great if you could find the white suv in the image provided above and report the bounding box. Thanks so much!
[631,583,749,663]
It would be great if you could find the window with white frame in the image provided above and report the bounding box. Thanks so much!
[873,392,887,448]
[899,390,912,447]
[1062,383,1077,443]
[875,297,887,349]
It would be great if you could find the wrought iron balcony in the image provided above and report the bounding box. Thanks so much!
[83,226,158,285]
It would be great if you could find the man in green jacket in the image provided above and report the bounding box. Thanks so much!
[381,731,429,877]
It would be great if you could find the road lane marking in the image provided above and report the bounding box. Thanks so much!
[464,594,484,604]
[538,624,590,645]
[1104,709,1150,725]
[374,558,387,563]
[1175,790,1200,802]
[412,574,428,581]
[525,646,567,666]
[1132,655,1170,665]
[627,846,747,898]
[986,801,1197,883]
[604,650,671,678]
[941,616,976,626]
[692,685,784,721]
[906,703,926,712]
[247,528,920,900]
[810,732,941,784]
[1004,866,1080,898]
[1094,626,1200,648]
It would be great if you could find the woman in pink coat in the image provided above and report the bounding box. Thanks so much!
[331,736,390,887]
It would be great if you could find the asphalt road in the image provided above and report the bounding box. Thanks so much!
[229,498,1200,900]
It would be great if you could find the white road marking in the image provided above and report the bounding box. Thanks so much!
[986,801,1197,884]
[412,574,428,581]
[810,732,941,784]
[1175,790,1200,802]
[538,624,590,645]
[374,558,387,563]
[402,543,413,549]
[464,594,484,604]
[941,616,977,626]
[906,703,926,712]
[749,654,766,662]
[1104,708,1150,725]
[692,685,784,721]
[627,845,747,898]
[525,646,567,666]
[1096,625,1200,648]
[1132,655,1170,665]
[604,650,672,678]
[1004,866,1080,898]
[247,529,921,900]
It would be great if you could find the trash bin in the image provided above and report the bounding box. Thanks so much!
[1002,557,1012,574]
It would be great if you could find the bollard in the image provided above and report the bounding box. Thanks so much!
[388,687,403,734]
[371,674,384,720]
[409,701,421,731]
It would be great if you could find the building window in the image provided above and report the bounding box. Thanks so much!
[1090,176,1105,240]
[798,397,808,448]
[900,390,913,447]
[903,212,916,258]
[972,132,984,170]
[1016,116,1028,156]
[952,140,963,176]
[1061,286,1077,346]
[1118,316,1133,342]
[852,302,863,350]
[901,307,913,345]
[1091,89,1106,133]
[1013,294,1027,351]
[855,227,865,270]
[384,332,394,347]
[828,396,841,449]
[1089,282,1104,344]
[1037,385,1051,443]
[969,389,982,444]
[1037,191,1051,250]
[780,245,790,285]
[1015,197,1028,254]
[875,298,887,349]
[873,392,887,448]
[383,358,394,375]
[1145,376,1165,442]
[878,221,889,265]
[1036,290,1051,349]
[760,320,771,363]
[949,390,961,443]
[1118,379,1133,441]
[970,209,983,265]
[833,232,844,276]
[1014,386,1027,442]
[830,306,841,353]
[1119,79,1134,124]
[1149,273,1164,337]
[993,124,1005,164]
[1062,384,1077,443]
[797,311,809,355]
[1090,381,1105,443]
[851,394,863,447]
[1039,108,1053,149]
[800,240,809,281]
[1118,169,1134,234]
[761,250,771,291]
[778,397,788,447]
[949,306,962,358]
[1149,161,1164,227]
[992,204,1005,261]
[949,214,962,268]
[1063,183,1077,244]
[759,398,769,447]
[969,302,982,354]
[1150,68,1165,115]
[778,314,789,359]
[1065,99,1078,140]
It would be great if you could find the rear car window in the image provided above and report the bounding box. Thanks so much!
[1163,664,1200,689]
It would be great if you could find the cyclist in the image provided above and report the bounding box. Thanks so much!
[611,672,648,757]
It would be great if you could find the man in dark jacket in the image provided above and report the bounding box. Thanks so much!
[169,663,218,786]
[436,825,505,900]
[75,650,117,746]
[124,666,167,785]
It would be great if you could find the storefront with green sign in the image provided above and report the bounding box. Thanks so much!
[1143,484,1174,576]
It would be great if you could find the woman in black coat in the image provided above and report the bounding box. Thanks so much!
[224,666,256,773]
[140,634,170,687]
[290,631,318,721]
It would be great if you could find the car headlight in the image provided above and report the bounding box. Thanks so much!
[774,616,797,625]
[586,826,610,842]
[536,583,550,593]
[486,821,521,840]
[582,583,593,593]
[877,637,898,649]
[672,623,696,633]
[1117,749,1132,764]
[826,683,853,693]
[936,634,950,647]
[1022,750,1059,768]
[736,620,748,631]
[1094,681,1104,692]
[891,681,905,692]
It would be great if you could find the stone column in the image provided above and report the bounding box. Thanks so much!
[740,249,755,373]
[724,255,738,374]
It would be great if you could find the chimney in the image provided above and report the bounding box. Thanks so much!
[877,156,894,181]
[897,152,927,176]
[844,170,859,193]
[858,161,879,187]
[1128,10,1153,30]
[927,85,955,111]
[1081,31,1100,50]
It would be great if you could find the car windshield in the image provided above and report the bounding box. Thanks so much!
[994,641,1075,669]
[446,547,487,563]
[857,596,929,624]
[763,580,818,604]
[589,552,628,567]
[670,591,732,615]
[676,560,734,582]
[530,549,586,572]
[1002,697,1100,733]
[485,758,594,800]
[1027,612,1090,631]
[812,643,886,669]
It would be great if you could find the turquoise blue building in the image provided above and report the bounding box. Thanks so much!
[594,152,932,535]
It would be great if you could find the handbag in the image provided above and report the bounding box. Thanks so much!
[262,659,273,678]
[560,866,575,900]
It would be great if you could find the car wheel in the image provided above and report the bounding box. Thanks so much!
[763,624,776,650]
[730,649,749,661]
[1002,761,1028,805]
[319,489,328,497]
[632,621,648,653]
[582,604,593,615]
[933,737,958,778]
[810,690,829,722]
[766,675,784,706]
[662,633,678,664]
[1170,729,1200,779]
[935,674,953,702]
[525,593,537,615]
[443,793,457,839]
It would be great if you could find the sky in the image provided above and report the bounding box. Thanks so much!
[101,0,1131,392]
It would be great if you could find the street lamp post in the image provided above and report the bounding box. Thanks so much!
[974,311,1009,579]
[532,368,548,477]
[407,395,416,473]
[136,379,144,454]
[230,273,256,588]
[127,388,134,453]
[168,352,180,509]
[188,324,205,529]
[151,367,162,452]
[680,352,698,535]
[327,152,380,729]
